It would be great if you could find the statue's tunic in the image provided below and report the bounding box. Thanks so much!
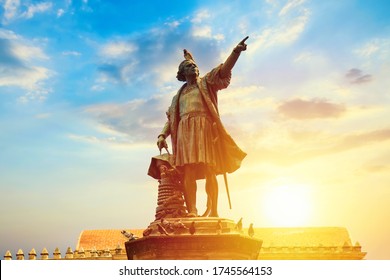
[176,85,216,170]
[162,64,246,180]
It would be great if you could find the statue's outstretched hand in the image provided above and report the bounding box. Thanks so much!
[157,135,168,153]
[234,36,249,53]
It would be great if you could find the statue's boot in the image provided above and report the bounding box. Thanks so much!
[185,185,198,217]
[205,174,219,217]
[201,196,211,217]
[209,192,219,217]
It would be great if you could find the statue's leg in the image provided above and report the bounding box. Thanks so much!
[205,167,219,217]
[201,195,211,217]
[183,165,198,217]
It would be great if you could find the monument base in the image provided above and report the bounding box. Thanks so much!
[125,217,262,260]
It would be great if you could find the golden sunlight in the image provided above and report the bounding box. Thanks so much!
[261,182,313,227]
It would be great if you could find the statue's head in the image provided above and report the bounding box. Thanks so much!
[176,49,199,82]
[176,60,199,81]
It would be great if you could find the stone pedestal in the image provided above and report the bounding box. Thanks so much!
[125,217,262,260]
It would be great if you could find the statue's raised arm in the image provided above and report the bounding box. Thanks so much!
[220,36,249,78]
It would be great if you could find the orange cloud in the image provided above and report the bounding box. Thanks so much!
[277,98,346,119]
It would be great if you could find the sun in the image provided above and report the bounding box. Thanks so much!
[261,183,313,227]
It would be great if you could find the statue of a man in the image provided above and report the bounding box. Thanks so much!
[157,37,248,217]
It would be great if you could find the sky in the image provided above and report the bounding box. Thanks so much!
[0,0,389,260]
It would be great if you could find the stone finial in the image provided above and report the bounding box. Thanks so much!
[40,248,49,260]
[29,248,37,260]
[16,249,25,260]
[342,241,352,251]
[53,247,61,259]
[353,241,362,252]
[4,250,12,260]
[90,247,98,258]
[115,244,122,255]
[65,247,74,259]
[77,247,85,259]
[103,248,112,257]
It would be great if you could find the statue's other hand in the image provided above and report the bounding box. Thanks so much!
[157,135,168,152]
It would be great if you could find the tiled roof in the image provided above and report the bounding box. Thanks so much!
[76,227,353,250]
[76,229,145,251]
[252,227,352,247]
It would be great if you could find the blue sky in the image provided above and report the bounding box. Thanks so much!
[1,0,390,259]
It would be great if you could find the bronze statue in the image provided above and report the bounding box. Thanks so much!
[157,37,248,217]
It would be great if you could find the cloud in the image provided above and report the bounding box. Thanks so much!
[2,0,20,24]
[95,40,141,84]
[97,62,137,84]
[191,9,211,24]
[338,128,390,151]
[189,9,224,41]
[244,126,390,167]
[62,51,81,56]
[17,87,52,103]
[345,68,372,84]
[100,41,137,59]
[165,20,180,28]
[354,38,390,59]
[88,4,261,87]
[20,2,52,19]
[90,84,105,92]
[82,94,171,145]
[92,0,308,88]
[277,98,346,119]
[359,164,390,174]
[191,25,225,41]
[279,0,305,16]
[1,0,52,23]
[57,8,65,17]
[249,4,309,53]
[0,29,52,97]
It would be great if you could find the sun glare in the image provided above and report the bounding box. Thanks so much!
[261,183,313,227]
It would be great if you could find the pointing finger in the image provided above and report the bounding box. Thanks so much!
[239,36,249,45]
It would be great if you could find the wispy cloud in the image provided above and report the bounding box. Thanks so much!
[82,94,171,145]
[0,29,52,99]
[354,38,390,59]
[191,9,211,24]
[1,0,52,23]
[249,2,309,53]
[62,51,81,56]
[17,87,52,103]
[56,8,64,17]
[20,1,52,19]
[191,25,225,40]
[1,0,20,24]
[279,0,305,16]
[359,164,390,174]
[277,98,346,120]
[100,41,137,59]
[246,126,390,166]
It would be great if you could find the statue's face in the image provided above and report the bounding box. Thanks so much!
[182,60,199,78]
